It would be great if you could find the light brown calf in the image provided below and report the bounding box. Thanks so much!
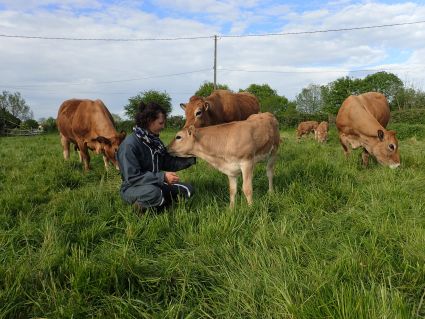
[315,121,329,143]
[168,112,280,207]
[296,121,319,141]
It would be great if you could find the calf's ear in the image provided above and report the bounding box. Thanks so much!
[187,125,196,137]
[180,103,186,110]
[204,101,211,111]
[377,129,384,141]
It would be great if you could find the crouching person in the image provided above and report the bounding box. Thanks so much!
[117,101,196,215]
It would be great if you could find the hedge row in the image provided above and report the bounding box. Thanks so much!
[390,109,425,125]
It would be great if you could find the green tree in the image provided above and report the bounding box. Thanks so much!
[296,84,324,113]
[194,81,230,97]
[39,117,57,132]
[243,83,290,114]
[321,77,362,114]
[21,119,39,130]
[124,90,172,120]
[360,72,404,110]
[0,91,32,120]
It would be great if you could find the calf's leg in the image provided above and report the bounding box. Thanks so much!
[241,162,254,205]
[228,175,238,208]
[266,153,277,193]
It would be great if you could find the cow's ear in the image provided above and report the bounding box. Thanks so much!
[377,130,384,141]
[204,101,211,111]
[180,103,186,110]
[93,136,112,146]
[119,130,127,140]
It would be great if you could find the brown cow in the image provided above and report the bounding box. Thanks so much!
[315,121,329,143]
[168,112,280,208]
[57,99,126,170]
[180,89,260,128]
[336,92,400,168]
[296,121,319,141]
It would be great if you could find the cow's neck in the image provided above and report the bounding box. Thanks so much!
[191,133,230,170]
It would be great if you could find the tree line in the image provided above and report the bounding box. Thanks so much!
[1,71,425,134]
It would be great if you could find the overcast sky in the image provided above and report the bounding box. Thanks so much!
[0,0,424,120]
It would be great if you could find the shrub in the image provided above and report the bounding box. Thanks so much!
[391,109,425,125]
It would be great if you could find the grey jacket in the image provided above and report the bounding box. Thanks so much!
[117,133,195,195]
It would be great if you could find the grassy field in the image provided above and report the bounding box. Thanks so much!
[1,126,425,318]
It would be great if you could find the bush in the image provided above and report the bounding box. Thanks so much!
[276,111,329,128]
[391,109,425,125]
[388,123,425,140]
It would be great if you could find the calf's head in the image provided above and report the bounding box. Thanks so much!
[92,130,127,169]
[371,129,400,169]
[180,96,212,128]
[167,126,197,157]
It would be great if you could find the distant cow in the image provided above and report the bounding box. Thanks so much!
[336,92,400,168]
[296,121,319,141]
[315,121,329,143]
[168,112,280,208]
[180,89,260,128]
[57,99,126,170]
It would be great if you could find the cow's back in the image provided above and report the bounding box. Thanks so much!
[57,99,115,139]
[207,112,279,159]
[207,90,260,123]
[336,92,389,136]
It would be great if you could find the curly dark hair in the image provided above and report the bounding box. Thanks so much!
[135,101,167,129]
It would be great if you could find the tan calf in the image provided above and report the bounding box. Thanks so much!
[296,121,319,141]
[168,112,280,207]
[315,121,329,143]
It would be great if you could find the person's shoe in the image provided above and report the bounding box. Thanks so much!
[132,202,147,216]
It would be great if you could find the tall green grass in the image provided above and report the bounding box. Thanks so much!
[0,127,424,318]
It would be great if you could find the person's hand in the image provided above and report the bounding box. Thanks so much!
[164,172,179,184]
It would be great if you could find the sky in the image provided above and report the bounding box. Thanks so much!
[0,0,425,120]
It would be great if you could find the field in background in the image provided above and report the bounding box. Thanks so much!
[1,126,424,318]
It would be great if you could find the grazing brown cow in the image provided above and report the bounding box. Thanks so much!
[180,89,260,128]
[336,92,400,168]
[315,121,329,143]
[296,121,319,141]
[57,99,126,170]
[168,112,280,208]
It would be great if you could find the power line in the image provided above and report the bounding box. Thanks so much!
[0,20,424,41]
[218,65,425,74]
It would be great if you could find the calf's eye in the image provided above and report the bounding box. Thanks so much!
[195,110,202,117]
[176,135,182,140]
[388,144,395,151]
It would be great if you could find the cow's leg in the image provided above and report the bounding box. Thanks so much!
[266,153,277,193]
[60,134,70,160]
[228,175,238,208]
[339,134,351,158]
[103,155,110,170]
[77,141,90,170]
[361,148,370,167]
[241,162,254,206]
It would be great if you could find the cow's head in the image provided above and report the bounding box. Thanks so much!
[180,96,212,128]
[370,129,400,168]
[167,125,197,157]
[92,130,127,169]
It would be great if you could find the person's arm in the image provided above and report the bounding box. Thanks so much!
[159,151,196,172]
[118,143,165,186]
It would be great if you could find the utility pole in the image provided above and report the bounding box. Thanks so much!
[213,35,217,90]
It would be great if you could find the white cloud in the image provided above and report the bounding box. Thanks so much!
[0,1,424,120]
